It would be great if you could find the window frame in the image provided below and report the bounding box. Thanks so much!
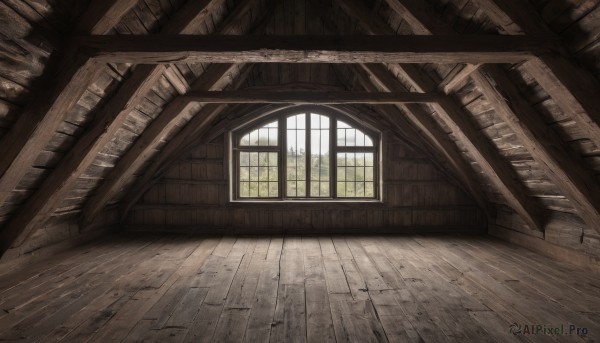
[230,106,381,202]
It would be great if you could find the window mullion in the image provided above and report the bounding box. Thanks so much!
[280,116,285,199]
[305,112,311,198]
[331,117,337,199]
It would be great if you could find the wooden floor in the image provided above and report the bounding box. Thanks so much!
[0,234,598,342]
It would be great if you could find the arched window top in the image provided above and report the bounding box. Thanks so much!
[337,120,374,147]
[239,121,278,146]
[232,107,380,201]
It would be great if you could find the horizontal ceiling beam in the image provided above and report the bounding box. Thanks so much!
[79,35,555,64]
[181,90,442,104]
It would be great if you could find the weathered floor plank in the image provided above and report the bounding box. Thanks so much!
[0,234,597,342]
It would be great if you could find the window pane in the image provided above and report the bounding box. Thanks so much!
[365,167,374,181]
[240,121,278,146]
[240,167,249,181]
[269,182,278,197]
[310,114,330,197]
[320,182,329,196]
[337,129,346,146]
[250,167,259,181]
[337,167,345,181]
[337,152,375,198]
[337,182,345,196]
[310,182,319,197]
[237,113,377,200]
[336,120,374,147]
[365,182,374,197]
[240,133,250,146]
[287,114,306,197]
[239,151,278,198]
[240,182,249,197]
[297,181,306,196]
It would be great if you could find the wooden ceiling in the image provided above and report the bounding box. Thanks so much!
[1,0,600,257]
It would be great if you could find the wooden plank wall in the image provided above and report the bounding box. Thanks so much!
[125,131,486,233]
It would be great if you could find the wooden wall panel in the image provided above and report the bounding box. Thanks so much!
[126,132,486,233]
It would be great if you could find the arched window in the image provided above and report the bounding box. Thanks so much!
[232,108,379,200]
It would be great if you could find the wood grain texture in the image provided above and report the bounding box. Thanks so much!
[473,0,600,148]
[378,0,547,231]
[81,34,552,64]
[339,0,541,230]
[0,234,598,341]
[182,90,442,104]
[472,66,600,232]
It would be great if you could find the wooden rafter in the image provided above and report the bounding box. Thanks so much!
[386,0,600,232]
[356,64,494,218]
[0,0,136,243]
[180,90,442,104]
[81,0,275,226]
[472,0,600,153]
[319,0,496,218]
[339,0,545,230]
[0,0,230,254]
[472,66,600,231]
[79,34,552,64]
[438,64,482,94]
[74,0,140,34]
[117,104,288,222]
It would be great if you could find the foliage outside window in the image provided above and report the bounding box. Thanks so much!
[233,109,379,200]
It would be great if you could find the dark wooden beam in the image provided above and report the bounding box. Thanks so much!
[80,35,553,64]
[357,64,494,218]
[181,90,442,104]
[0,0,226,253]
[0,0,135,215]
[80,0,273,227]
[84,103,227,226]
[343,0,545,231]
[438,64,481,94]
[117,104,292,221]
[472,66,600,231]
[75,0,140,34]
[468,0,600,151]
[389,0,600,232]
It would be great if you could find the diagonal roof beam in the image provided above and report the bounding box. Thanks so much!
[386,0,600,232]
[118,68,261,222]
[342,0,546,231]
[470,0,600,150]
[84,0,275,226]
[316,0,495,218]
[356,64,494,218]
[79,65,239,227]
[0,0,138,208]
[75,0,141,35]
[0,0,228,253]
[471,66,600,232]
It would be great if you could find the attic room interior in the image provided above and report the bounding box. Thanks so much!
[1,0,600,341]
